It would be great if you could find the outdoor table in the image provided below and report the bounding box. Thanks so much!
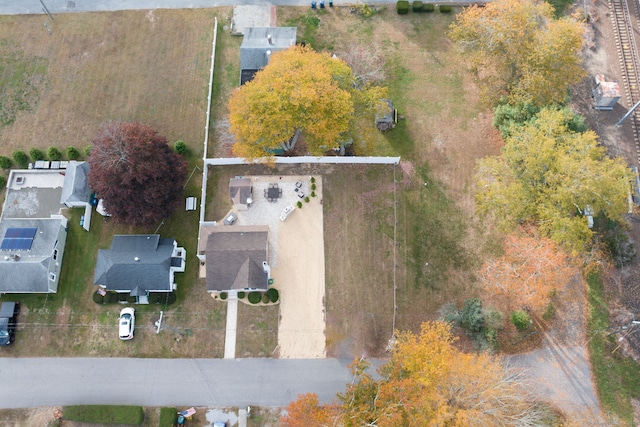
[267,185,280,201]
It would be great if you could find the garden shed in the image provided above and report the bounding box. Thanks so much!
[229,177,253,210]
[376,99,398,132]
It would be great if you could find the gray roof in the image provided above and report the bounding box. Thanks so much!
[240,27,297,84]
[60,161,91,205]
[229,177,252,206]
[0,218,66,293]
[206,228,268,292]
[93,235,176,293]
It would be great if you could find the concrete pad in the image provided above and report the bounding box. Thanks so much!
[230,5,275,36]
[238,409,247,427]
[223,294,238,359]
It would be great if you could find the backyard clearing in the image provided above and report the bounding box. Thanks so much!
[0,9,220,153]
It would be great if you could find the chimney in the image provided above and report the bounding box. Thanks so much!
[134,257,140,262]
[267,34,273,45]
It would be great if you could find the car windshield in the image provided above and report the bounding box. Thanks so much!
[0,331,7,337]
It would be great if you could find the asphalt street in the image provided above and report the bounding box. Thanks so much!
[1,0,368,15]
[0,358,361,408]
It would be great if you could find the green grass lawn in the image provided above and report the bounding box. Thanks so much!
[63,405,144,425]
[587,271,640,426]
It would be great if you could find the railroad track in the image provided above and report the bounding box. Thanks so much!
[610,0,640,161]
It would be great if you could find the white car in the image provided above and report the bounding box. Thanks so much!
[118,307,135,340]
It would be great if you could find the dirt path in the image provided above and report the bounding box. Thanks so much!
[510,342,605,425]
[508,271,606,424]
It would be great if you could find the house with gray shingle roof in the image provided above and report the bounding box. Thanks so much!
[93,234,186,303]
[0,170,71,294]
[60,161,93,231]
[0,217,68,293]
[240,27,297,85]
[199,225,270,292]
[60,161,91,207]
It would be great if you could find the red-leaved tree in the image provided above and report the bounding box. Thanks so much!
[88,122,187,227]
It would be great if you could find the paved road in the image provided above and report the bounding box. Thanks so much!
[0,358,362,409]
[2,0,368,15]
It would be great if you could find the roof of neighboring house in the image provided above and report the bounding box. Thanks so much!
[0,218,67,293]
[229,177,252,207]
[205,226,269,292]
[93,234,177,293]
[60,161,91,206]
[240,27,297,85]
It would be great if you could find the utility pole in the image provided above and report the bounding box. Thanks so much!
[39,0,54,20]
[616,99,640,127]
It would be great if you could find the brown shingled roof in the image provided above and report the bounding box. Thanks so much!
[205,227,269,292]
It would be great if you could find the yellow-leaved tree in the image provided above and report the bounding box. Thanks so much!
[228,45,386,159]
[476,108,632,252]
[448,0,584,106]
[285,322,546,426]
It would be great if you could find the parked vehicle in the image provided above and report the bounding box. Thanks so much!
[0,302,19,346]
[223,211,237,225]
[118,307,135,340]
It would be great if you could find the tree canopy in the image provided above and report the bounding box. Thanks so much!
[87,122,188,227]
[282,322,545,426]
[481,230,578,314]
[448,0,584,106]
[476,108,632,252]
[228,45,387,159]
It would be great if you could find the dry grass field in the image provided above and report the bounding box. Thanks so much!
[0,9,219,156]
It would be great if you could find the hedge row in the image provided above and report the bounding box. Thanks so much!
[92,291,176,305]
[9,146,85,168]
[63,405,144,425]
[398,0,451,13]
[244,289,279,304]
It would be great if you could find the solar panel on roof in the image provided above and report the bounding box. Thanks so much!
[4,229,19,238]
[1,227,37,251]
[18,228,37,238]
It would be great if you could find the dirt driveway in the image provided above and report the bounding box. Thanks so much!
[509,272,606,424]
[510,343,604,424]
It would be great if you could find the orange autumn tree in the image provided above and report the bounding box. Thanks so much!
[285,322,545,426]
[280,393,336,427]
[480,231,578,313]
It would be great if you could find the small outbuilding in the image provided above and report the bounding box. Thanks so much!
[376,99,398,132]
[593,74,621,111]
[229,177,253,210]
